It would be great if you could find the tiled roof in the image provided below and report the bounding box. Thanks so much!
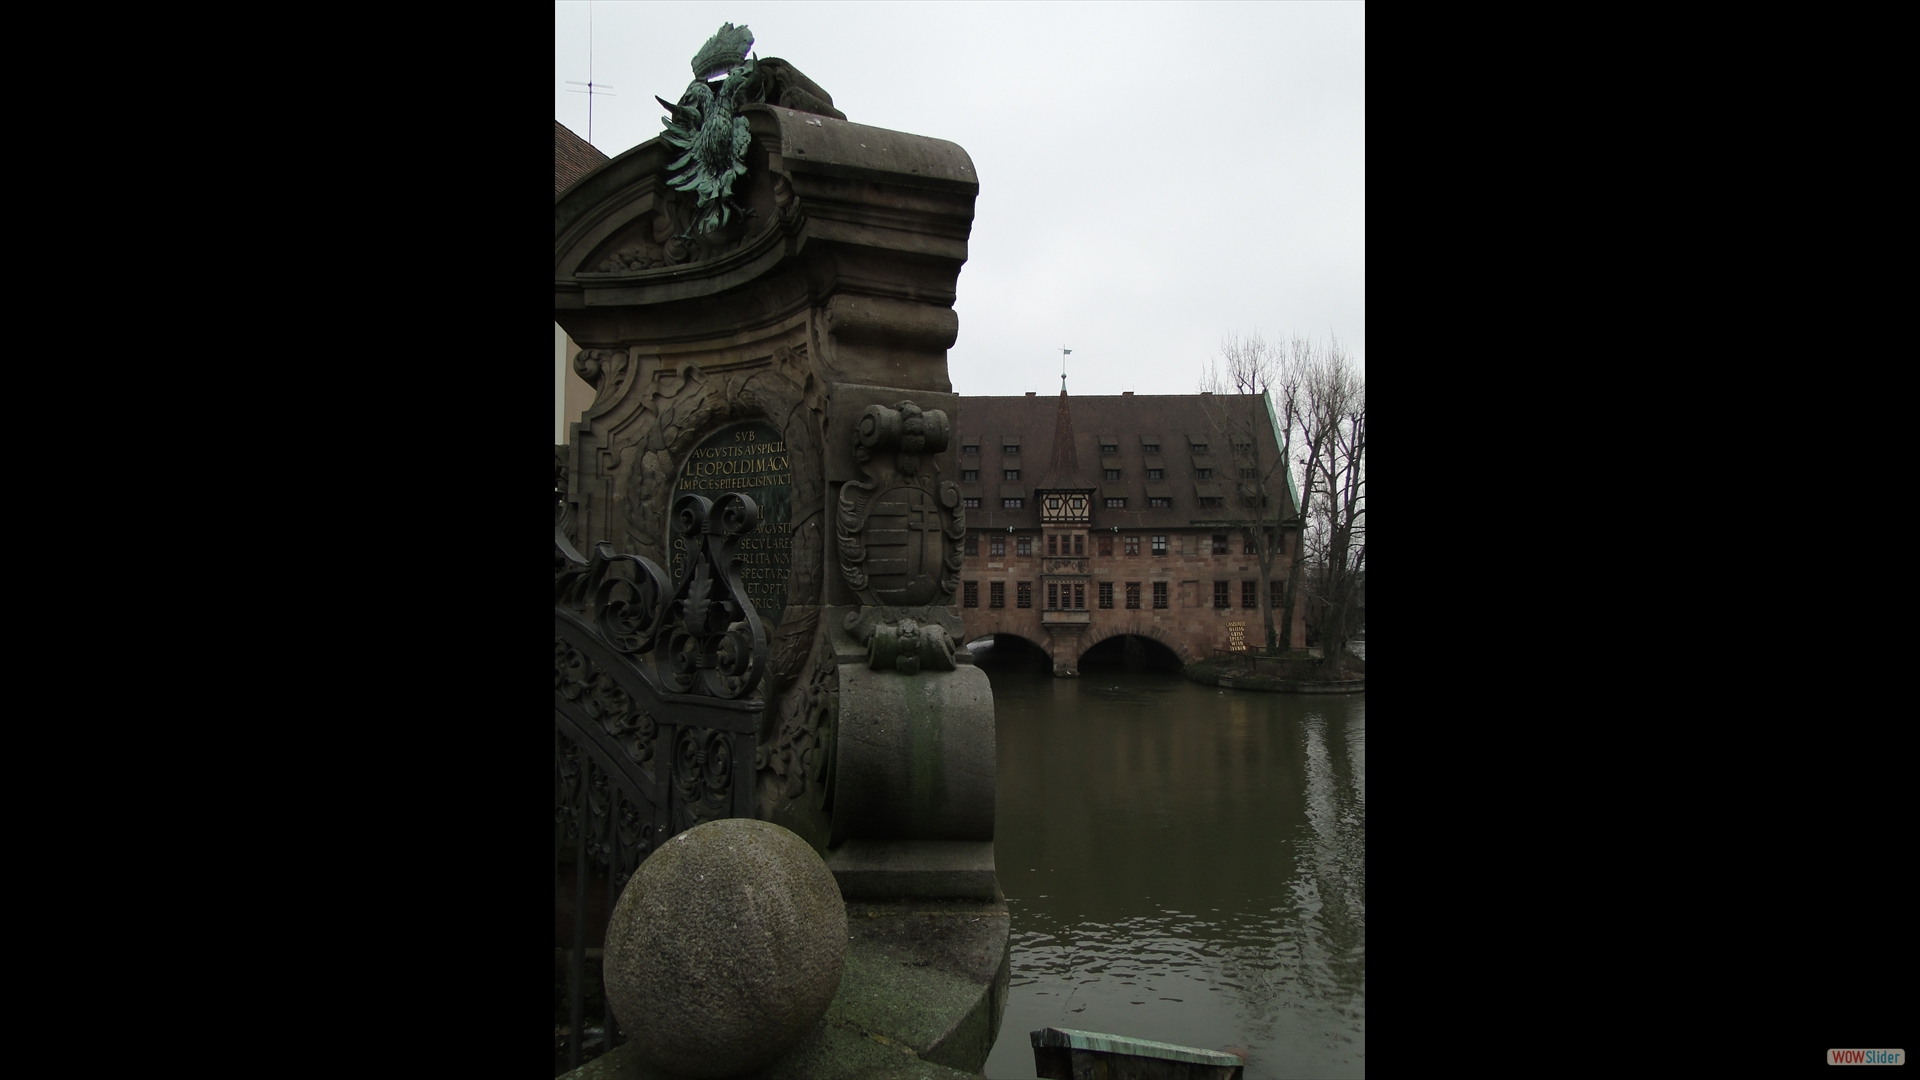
[555,121,610,198]
[954,393,1297,532]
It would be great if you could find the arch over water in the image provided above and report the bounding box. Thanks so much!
[1077,631,1187,673]
[965,632,1053,670]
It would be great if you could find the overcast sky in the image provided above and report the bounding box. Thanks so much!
[555,1,1364,398]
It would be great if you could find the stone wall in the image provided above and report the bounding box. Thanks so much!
[958,528,1306,675]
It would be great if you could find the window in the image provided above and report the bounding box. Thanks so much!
[1240,468,1256,479]
[1196,469,1212,479]
[1047,583,1059,609]
[1047,535,1058,556]
[1017,536,1033,557]
[990,535,1005,557]
[1104,498,1126,508]
[1016,581,1033,608]
[1149,498,1172,509]
[1153,582,1168,608]
[964,581,978,607]
[1191,443,1207,453]
[1004,469,1020,481]
[1270,580,1283,607]
[1214,581,1229,609]
[1101,443,1118,453]
[1151,535,1167,555]
[990,581,1005,608]
[1212,534,1228,555]
[1197,497,1223,508]
[962,443,978,455]
[1242,581,1257,608]
[1124,535,1140,556]
[1073,535,1084,555]
[1147,469,1163,480]
[964,533,978,555]
[1074,582,1086,609]
[962,469,978,481]
[1143,442,1159,452]
[1244,535,1258,554]
[963,497,980,508]
[1099,582,1114,608]
[1003,498,1023,509]
[1125,582,1141,609]
[1099,535,1113,556]
[1104,469,1121,480]
[1003,444,1019,454]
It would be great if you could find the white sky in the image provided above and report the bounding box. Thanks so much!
[555,1,1364,397]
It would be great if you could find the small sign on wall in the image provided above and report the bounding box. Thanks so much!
[1226,621,1247,652]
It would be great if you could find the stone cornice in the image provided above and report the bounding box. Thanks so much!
[555,107,978,358]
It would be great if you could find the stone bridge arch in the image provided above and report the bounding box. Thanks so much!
[1076,628,1191,672]
[965,631,1050,663]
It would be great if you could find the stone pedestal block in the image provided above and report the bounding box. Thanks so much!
[830,660,994,846]
[827,839,997,901]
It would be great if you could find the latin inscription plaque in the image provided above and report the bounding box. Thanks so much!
[671,422,793,628]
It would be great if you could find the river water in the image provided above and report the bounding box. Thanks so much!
[976,642,1366,1078]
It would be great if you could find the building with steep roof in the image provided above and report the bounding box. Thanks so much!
[955,389,1306,676]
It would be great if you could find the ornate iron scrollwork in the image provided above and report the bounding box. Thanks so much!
[557,492,771,700]
[555,490,769,1072]
[659,492,769,699]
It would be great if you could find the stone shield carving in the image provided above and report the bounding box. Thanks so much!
[836,400,966,673]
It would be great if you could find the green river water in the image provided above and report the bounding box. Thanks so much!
[976,640,1366,1078]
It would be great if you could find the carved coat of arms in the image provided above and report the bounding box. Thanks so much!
[835,401,966,673]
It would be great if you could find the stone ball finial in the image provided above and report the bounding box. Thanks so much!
[603,818,847,1078]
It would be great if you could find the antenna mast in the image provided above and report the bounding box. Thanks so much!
[565,3,616,146]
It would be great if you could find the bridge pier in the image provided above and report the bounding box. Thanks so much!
[1040,611,1090,678]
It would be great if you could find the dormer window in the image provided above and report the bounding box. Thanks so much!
[1104,469,1121,480]
[1003,444,1019,454]
[962,443,978,455]
[1005,469,1020,480]
[1143,443,1160,452]
[962,469,978,481]
[1101,443,1118,454]
[1197,469,1212,479]
[1190,443,1208,453]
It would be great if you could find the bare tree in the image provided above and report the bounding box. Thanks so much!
[1199,332,1304,653]
[1298,341,1365,677]
[1202,333,1363,670]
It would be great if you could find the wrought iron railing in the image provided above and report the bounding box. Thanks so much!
[553,493,768,1075]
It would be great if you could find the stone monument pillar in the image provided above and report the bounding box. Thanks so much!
[554,87,992,895]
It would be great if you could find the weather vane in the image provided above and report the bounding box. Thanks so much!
[1060,346,1072,392]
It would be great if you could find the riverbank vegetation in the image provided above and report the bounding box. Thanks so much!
[1186,644,1365,691]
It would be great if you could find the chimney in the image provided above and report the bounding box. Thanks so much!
[1123,391,1133,396]
[1025,391,1035,397]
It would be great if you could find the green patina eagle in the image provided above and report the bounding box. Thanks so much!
[656,24,844,239]
[656,23,758,237]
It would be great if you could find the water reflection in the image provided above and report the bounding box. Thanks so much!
[977,643,1365,1078]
